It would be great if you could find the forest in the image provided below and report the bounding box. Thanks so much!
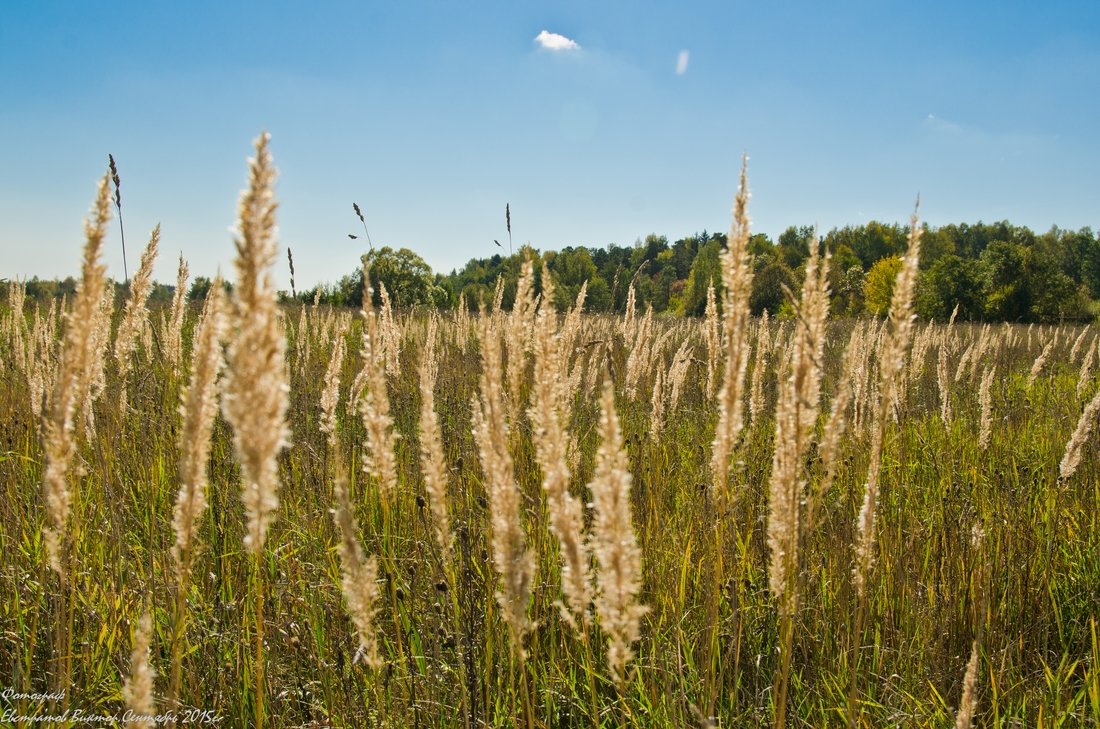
[15,220,1100,323]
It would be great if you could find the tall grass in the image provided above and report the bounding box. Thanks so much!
[0,137,1097,728]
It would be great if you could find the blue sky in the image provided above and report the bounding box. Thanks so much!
[2,1,1098,289]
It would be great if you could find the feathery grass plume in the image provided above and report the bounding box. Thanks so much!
[122,610,157,729]
[649,365,667,438]
[710,156,755,501]
[563,291,591,473]
[356,260,399,500]
[560,280,589,409]
[812,323,863,529]
[28,302,57,420]
[954,640,981,729]
[294,302,309,373]
[1059,384,1100,479]
[113,225,160,412]
[455,291,471,345]
[222,132,289,554]
[623,305,654,398]
[978,366,995,451]
[748,310,770,426]
[964,325,989,383]
[222,133,288,729]
[319,327,347,448]
[109,153,129,283]
[974,328,994,382]
[506,253,537,421]
[7,278,27,373]
[162,254,190,369]
[583,338,608,400]
[590,381,647,686]
[767,242,830,617]
[622,282,637,340]
[529,265,592,626]
[955,523,987,729]
[666,337,694,414]
[937,341,952,425]
[908,321,933,382]
[377,281,402,377]
[640,325,676,397]
[42,171,111,576]
[472,313,535,656]
[953,342,974,383]
[139,318,154,364]
[852,205,923,599]
[1070,326,1090,364]
[77,281,115,438]
[704,282,720,400]
[333,462,383,669]
[850,325,872,433]
[418,315,454,562]
[491,273,506,314]
[1077,338,1096,399]
[1027,337,1055,388]
[172,281,226,580]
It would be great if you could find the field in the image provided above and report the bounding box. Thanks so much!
[1,138,1099,728]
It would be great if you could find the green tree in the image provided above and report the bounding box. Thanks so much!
[683,239,722,316]
[361,246,446,308]
[864,256,903,316]
[777,225,814,270]
[918,225,956,269]
[552,247,598,309]
[979,242,1030,321]
[915,254,983,321]
[750,261,797,316]
[835,266,865,316]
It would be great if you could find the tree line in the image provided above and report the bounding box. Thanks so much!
[306,220,1099,323]
[13,220,1099,322]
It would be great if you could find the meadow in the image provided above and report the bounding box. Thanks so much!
[1,135,1098,728]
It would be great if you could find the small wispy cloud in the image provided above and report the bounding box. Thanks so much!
[535,30,580,52]
[924,112,1054,157]
[676,50,690,75]
[925,113,963,135]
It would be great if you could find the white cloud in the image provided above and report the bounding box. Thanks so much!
[925,113,962,135]
[676,50,690,75]
[535,30,580,52]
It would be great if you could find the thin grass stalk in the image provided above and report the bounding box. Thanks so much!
[418,315,453,562]
[163,254,190,370]
[704,156,755,714]
[108,154,128,283]
[978,366,995,451]
[122,609,156,728]
[768,243,830,729]
[113,225,160,414]
[847,205,923,728]
[357,261,399,500]
[168,281,226,714]
[472,312,534,658]
[1077,338,1096,400]
[42,172,111,709]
